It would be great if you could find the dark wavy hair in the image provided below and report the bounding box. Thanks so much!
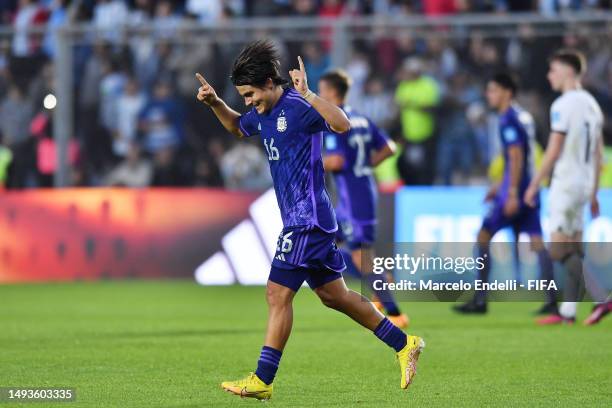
[230,40,288,88]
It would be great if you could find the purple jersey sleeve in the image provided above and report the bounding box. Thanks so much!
[369,119,391,150]
[238,108,259,138]
[501,123,523,148]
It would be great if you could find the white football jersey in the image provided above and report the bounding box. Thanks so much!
[549,89,603,197]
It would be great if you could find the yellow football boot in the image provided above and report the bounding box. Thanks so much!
[221,372,273,400]
[397,335,425,389]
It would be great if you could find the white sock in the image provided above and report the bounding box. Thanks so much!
[559,302,577,319]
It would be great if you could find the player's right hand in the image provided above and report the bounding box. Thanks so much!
[523,184,538,208]
[195,73,218,106]
[483,186,497,202]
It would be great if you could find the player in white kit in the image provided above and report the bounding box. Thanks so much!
[524,50,610,325]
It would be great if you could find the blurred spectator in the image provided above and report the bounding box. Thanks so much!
[114,77,145,157]
[395,57,440,185]
[426,37,458,81]
[0,131,12,189]
[345,50,370,109]
[31,110,80,187]
[422,0,458,15]
[303,42,330,92]
[435,72,477,185]
[361,76,396,129]
[138,81,184,154]
[0,84,33,145]
[151,146,190,186]
[12,0,47,57]
[220,140,272,191]
[93,0,128,38]
[129,0,155,25]
[99,58,127,136]
[0,84,34,188]
[153,0,181,38]
[193,153,224,187]
[0,5,611,190]
[104,142,152,187]
[319,0,345,17]
[42,0,72,57]
[186,0,223,24]
[292,0,318,16]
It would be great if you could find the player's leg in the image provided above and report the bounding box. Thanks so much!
[522,201,558,315]
[314,276,384,330]
[453,227,493,314]
[537,229,584,325]
[352,246,409,328]
[312,276,425,389]
[221,267,306,400]
[529,235,557,315]
[537,190,586,325]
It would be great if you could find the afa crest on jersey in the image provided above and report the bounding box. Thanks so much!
[277,115,287,132]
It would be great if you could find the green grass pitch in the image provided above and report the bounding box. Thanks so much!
[1,281,610,407]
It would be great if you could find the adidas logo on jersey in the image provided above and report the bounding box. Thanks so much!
[275,253,286,261]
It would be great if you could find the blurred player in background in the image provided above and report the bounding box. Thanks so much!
[525,50,611,326]
[454,73,555,315]
[195,40,425,400]
[318,69,409,328]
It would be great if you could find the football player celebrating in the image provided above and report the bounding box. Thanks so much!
[196,40,425,400]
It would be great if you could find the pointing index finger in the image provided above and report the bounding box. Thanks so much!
[297,56,305,73]
[195,73,208,86]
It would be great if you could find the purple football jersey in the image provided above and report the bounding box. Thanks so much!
[323,106,390,224]
[497,105,535,205]
[239,88,338,232]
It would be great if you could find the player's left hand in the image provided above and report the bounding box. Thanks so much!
[590,196,600,218]
[289,56,310,97]
[523,184,537,208]
[504,195,519,217]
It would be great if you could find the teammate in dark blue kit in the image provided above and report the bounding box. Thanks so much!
[195,41,425,399]
[318,70,409,329]
[454,73,555,315]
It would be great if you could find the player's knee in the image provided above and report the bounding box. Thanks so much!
[549,242,570,261]
[266,285,292,309]
[529,236,545,252]
[477,229,492,248]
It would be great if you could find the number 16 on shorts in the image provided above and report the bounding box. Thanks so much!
[275,231,293,262]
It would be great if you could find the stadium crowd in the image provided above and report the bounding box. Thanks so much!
[0,0,611,190]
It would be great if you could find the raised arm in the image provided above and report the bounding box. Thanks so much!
[289,56,350,133]
[195,73,244,138]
